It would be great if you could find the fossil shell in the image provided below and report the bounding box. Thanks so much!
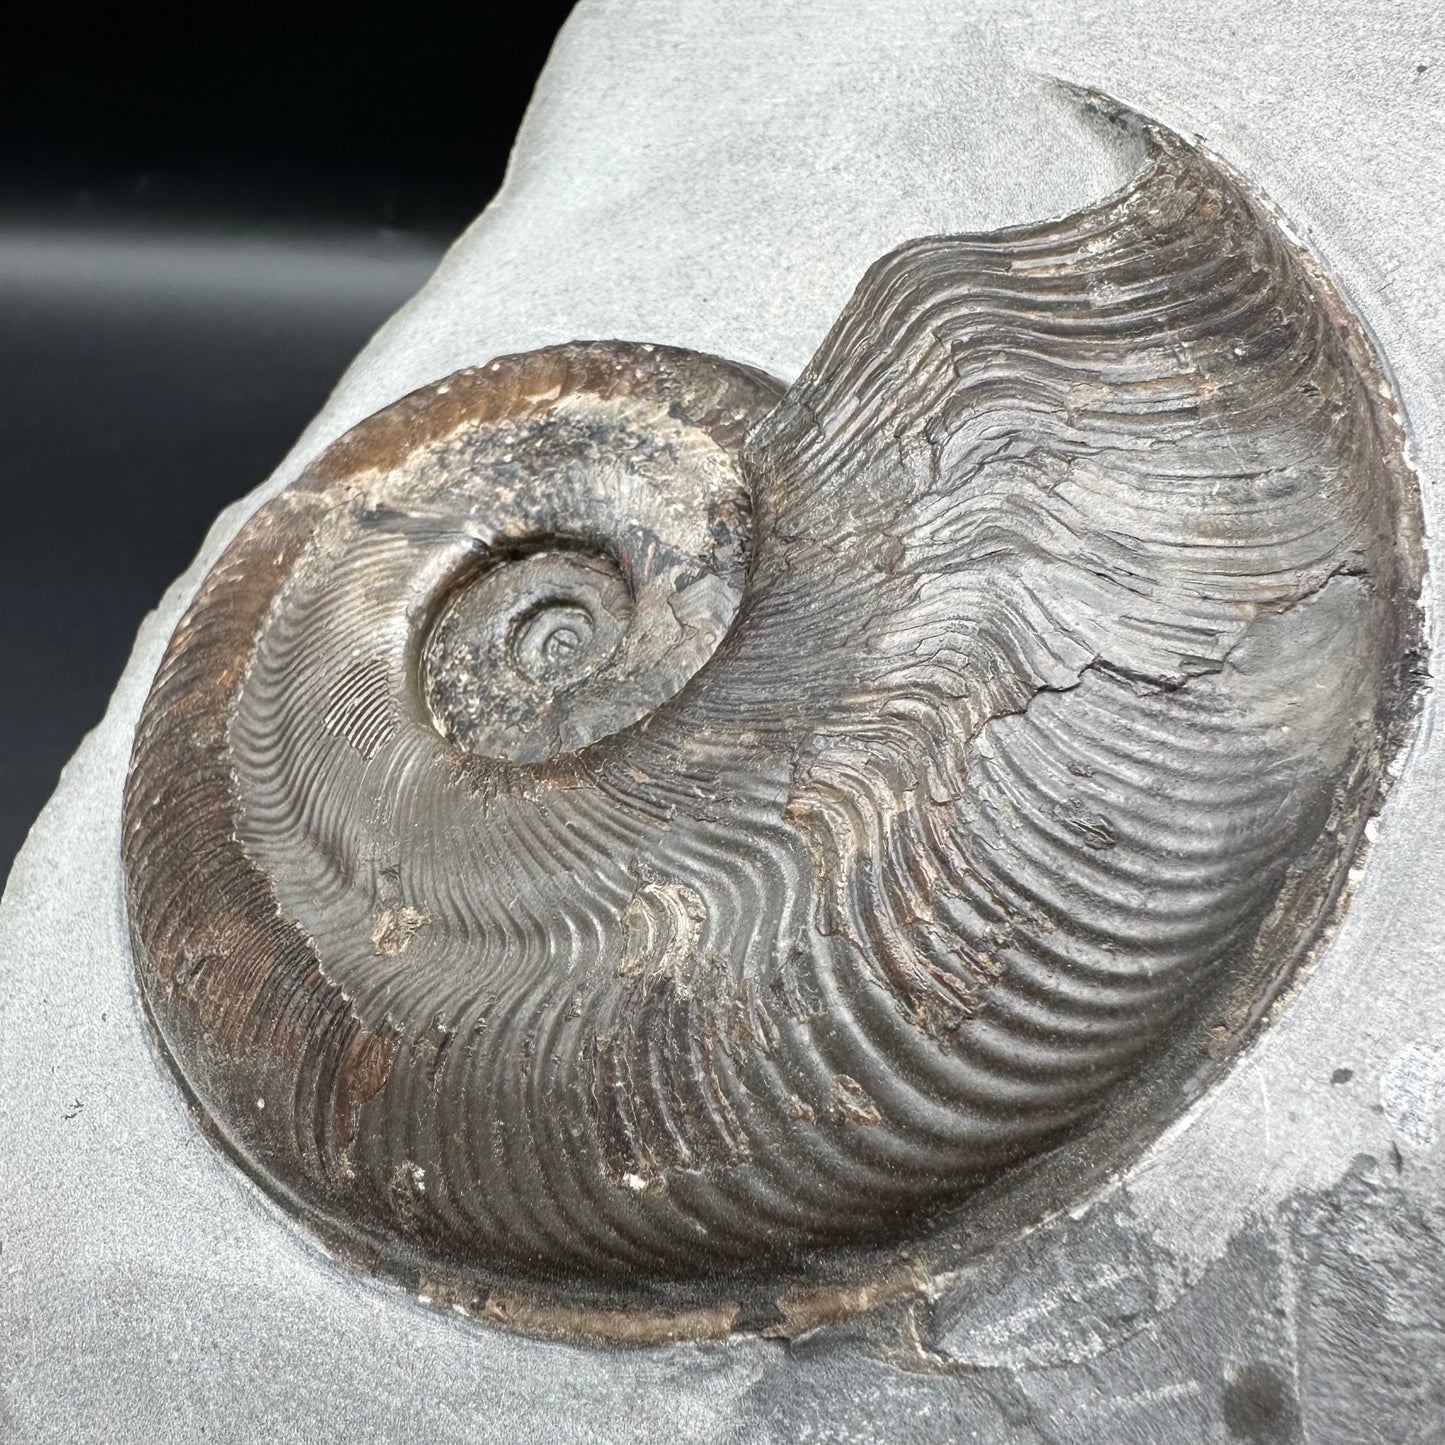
[124,112,1423,1339]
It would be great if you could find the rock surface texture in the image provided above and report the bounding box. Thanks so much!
[4,2,1445,1441]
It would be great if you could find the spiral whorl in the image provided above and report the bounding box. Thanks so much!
[124,119,1423,1339]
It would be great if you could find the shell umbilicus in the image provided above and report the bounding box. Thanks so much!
[123,112,1423,1340]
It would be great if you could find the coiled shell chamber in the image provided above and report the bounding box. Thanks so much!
[123,119,1424,1341]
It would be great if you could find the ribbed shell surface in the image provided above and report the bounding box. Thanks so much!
[123,120,1423,1337]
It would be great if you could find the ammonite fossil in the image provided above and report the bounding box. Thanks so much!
[123,104,1423,1341]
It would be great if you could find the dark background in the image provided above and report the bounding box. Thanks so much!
[0,7,576,881]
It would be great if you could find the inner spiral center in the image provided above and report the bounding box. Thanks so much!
[511,600,599,683]
[410,391,754,767]
[420,545,637,763]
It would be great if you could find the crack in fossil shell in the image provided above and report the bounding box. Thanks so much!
[123,107,1424,1340]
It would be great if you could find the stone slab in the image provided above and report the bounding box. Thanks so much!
[3,2,1443,1440]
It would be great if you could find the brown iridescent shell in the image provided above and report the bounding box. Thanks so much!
[123,114,1423,1342]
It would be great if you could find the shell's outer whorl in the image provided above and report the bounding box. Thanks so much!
[123,121,1423,1341]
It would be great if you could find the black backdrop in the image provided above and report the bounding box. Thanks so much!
[0,7,577,879]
